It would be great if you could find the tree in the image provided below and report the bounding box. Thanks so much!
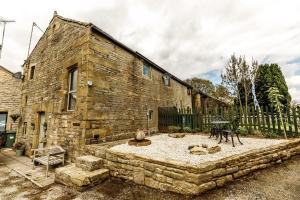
[214,84,231,102]
[255,63,291,107]
[268,86,287,139]
[221,54,244,115]
[185,77,215,95]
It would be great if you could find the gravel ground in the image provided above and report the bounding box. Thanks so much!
[0,155,300,200]
[111,134,285,165]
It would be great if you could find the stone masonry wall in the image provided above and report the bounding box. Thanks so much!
[0,68,21,132]
[84,32,192,141]
[18,16,90,159]
[17,14,192,159]
[105,139,300,195]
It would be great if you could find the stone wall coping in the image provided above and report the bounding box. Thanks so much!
[106,139,300,173]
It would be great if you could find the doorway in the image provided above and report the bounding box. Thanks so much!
[38,112,45,149]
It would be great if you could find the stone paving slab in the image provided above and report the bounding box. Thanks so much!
[0,148,55,187]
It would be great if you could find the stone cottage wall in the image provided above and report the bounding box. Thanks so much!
[0,68,21,132]
[84,32,192,141]
[17,14,193,159]
[18,16,90,158]
[105,139,300,195]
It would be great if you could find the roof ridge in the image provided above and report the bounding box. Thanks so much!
[27,13,192,88]
[55,15,91,27]
[0,65,14,75]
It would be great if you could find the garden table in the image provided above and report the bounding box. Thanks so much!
[209,121,230,139]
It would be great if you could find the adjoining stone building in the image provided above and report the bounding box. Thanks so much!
[0,66,22,147]
[193,89,229,113]
[17,12,192,159]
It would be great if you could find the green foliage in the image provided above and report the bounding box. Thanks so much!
[193,128,202,133]
[268,86,287,139]
[264,131,278,138]
[255,63,291,107]
[185,77,215,95]
[183,127,192,133]
[237,127,248,136]
[168,126,181,133]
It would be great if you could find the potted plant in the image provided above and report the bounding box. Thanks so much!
[13,142,25,156]
[10,114,20,122]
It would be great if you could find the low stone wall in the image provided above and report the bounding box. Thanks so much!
[105,139,300,195]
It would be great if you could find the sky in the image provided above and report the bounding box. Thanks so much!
[0,0,299,103]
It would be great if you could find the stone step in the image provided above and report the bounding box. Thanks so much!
[76,155,104,171]
[55,164,109,191]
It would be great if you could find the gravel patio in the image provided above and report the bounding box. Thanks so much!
[111,134,286,165]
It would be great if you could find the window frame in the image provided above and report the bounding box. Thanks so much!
[0,112,8,132]
[148,110,154,121]
[67,67,78,111]
[142,63,151,78]
[162,74,171,87]
[29,65,35,80]
[22,122,27,135]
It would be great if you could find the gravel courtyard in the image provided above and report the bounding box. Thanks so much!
[0,155,300,200]
[111,134,285,165]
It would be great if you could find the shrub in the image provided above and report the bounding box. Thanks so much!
[237,127,248,136]
[183,127,192,133]
[168,126,181,133]
[252,130,263,137]
[193,128,202,133]
[264,131,278,138]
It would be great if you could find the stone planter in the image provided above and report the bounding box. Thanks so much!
[135,130,145,141]
[16,149,24,156]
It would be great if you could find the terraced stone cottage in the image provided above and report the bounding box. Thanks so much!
[17,12,192,159]
[0,66,22,148]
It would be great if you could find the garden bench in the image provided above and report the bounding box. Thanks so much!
[32,146,65,177]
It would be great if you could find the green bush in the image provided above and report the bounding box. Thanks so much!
[237,127,248,136]
[183,126,192,133]
[193,128,202,133]
[252,130,263,137]
[264,131,278,138]
[168,126,181,133]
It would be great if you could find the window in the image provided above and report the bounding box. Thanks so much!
[187,88,192,95]
[23,122,27,135]
[29,66,35,79]
[163,74,171,86]
[148,110,153,121]
[67,68,77,111]
[24,96,28,106]
[0,112,8,132]
[143,64,151,78]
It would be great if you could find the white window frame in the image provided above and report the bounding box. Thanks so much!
[142,63,151,78]
[148,110,154,121]
[163,74,171,86]
[67,68,77,111]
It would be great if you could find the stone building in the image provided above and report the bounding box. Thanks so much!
[193,89,228,113]
[0,66,22,138]
[17,13,192,158]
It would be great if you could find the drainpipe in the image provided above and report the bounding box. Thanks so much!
[146,112,149,136]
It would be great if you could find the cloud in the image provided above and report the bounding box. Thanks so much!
[0,0,300,102]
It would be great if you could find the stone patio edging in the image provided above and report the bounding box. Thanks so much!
[104,139,300,195]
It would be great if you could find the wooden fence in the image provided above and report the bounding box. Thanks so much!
[158,106,300,136]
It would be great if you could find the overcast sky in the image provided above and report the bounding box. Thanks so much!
[0,0,299,102]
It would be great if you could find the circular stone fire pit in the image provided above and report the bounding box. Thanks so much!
[128,139,151,146]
